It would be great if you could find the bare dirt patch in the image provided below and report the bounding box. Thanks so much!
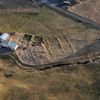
[69,0,100,23]
[0,3,99,100]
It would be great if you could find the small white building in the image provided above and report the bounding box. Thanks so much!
[0,33,18,51]
[8,42,18,51]
[0,33,9,42]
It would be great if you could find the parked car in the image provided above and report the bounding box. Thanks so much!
[57,0,77,7]
[64,0,77,6]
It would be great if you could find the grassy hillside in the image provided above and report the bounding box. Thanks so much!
[0,7,100,100]
[0,7,98,35]
[0,55,100,100]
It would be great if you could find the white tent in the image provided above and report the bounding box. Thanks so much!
[0,33,9,41]
[8,42,18,51]
[1,41,9,48]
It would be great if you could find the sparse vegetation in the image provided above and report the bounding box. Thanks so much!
[49,80,69,95]
[0,0,99,100]
[0,59,99,100]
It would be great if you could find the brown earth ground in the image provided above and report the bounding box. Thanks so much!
[69,0,100,24]
[0,0,100,100]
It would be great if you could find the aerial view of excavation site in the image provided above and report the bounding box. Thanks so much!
[0,0,100,100]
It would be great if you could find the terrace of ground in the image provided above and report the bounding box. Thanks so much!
[0,6,99,65]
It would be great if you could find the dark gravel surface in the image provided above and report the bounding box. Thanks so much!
[0,47,13,55]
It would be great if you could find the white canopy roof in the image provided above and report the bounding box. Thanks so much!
[8,42,18,50]
[0,33,9,41]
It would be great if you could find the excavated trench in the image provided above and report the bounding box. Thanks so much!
[13,39,100,70]
[12,51,100,70]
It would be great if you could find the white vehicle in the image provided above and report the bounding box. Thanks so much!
[64,0,77,6]
[63,1,71,5]
[0,33,9,42]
